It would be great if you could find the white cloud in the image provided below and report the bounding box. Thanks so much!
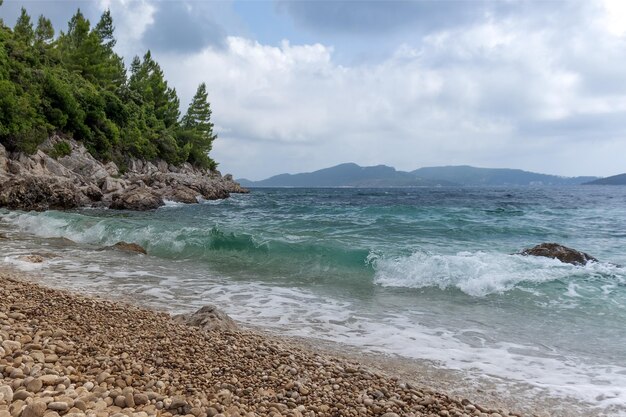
[601,0,626,36]
[98,0,156,58]
[149,4,626,180]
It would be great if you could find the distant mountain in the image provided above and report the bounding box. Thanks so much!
[239,163,597,188]
[412,165,597,186]
[238,163,455,187]
[584,173,626,185]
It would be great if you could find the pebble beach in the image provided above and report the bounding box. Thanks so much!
[0,270,527,417]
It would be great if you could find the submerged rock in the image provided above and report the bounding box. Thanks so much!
[108,241,147,255]
[520,243,597,265]
[173,305,238,332]
[18,254,45,263]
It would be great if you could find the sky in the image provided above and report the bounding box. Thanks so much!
[1,0,626,180]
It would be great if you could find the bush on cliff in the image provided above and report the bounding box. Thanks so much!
[0,6,218,170]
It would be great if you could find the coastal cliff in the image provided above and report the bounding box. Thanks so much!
[0,136,247,211]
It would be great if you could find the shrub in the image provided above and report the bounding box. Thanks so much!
[49,140,72,158]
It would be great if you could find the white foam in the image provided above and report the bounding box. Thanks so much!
[369,249,625,297]
[161,200,189,208]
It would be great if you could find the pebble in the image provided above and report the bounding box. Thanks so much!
[47,402,69,412]
[26,378,43,393]
[21,401,47,417]
[0,273,522,417]
[0,386,14,403]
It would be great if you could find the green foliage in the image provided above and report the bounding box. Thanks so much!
[0,6,220,169]
[49,140,72,158]
[14,8,34,45]
[180,83,218,169]
[35,15,54,45]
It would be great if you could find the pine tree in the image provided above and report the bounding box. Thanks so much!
[180,83,217,169]
[95,10,115,50]
[34,15,54,45]
[14,8,34,45]
[182,83,214,136]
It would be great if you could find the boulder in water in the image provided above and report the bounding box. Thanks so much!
[520,243,597,265]
[108,241,147,255]
[173,305,238,332]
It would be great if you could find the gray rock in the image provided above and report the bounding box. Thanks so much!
[173,305,238,332]
[520,243,598,265]
[110,188,164,211]
[0,176,83,211]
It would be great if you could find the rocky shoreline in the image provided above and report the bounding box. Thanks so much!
[0,137,247,211]
[0,270,529,417]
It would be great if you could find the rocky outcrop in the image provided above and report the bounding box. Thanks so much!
[173,305,238,332]
[0,136,248,211]
[520,243,598,265]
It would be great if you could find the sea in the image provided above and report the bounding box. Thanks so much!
[1,186,625,416]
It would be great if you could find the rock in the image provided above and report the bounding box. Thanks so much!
[163,186,199,204]
[0,385,14,403]
[47,402,69,412]
[104,161,119,177]
[107,242,147,255]
[100,177,127,195]
[2,340,21,354]
[172,305,238,332]
[110,188,164,211]
[18,255,45,263]
[26,378,43,393]
[133,393,149,406]
[39,375,62,386]
[79,184,103,202]
[21,402,47,417]
[520,243,598,265]
[0,176,83,211]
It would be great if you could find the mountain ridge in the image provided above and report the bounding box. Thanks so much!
[238,163,598,188]
[584,173,626,185]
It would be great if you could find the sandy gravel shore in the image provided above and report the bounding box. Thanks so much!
[0,270,527,417]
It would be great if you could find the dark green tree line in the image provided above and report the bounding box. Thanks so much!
[0,6,218,169]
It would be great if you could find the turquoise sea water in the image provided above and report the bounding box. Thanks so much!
[1,186,625,415]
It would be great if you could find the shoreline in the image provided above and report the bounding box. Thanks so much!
[0,267,529,417]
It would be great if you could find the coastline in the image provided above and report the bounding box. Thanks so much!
[0,267,528,417]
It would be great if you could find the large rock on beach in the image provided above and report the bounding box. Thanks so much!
[173,305,238,332]
[520,242,598,265]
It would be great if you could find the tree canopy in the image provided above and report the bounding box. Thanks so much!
[0,6,218,169]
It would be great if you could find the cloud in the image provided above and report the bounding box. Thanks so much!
[154,2,626,179]
[140,1,226,53]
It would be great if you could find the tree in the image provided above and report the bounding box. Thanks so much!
[35,15,54,45]
[180,83,217,169]
[14,8,34,45]
[182,83,214,135]
[95,9,115,49]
